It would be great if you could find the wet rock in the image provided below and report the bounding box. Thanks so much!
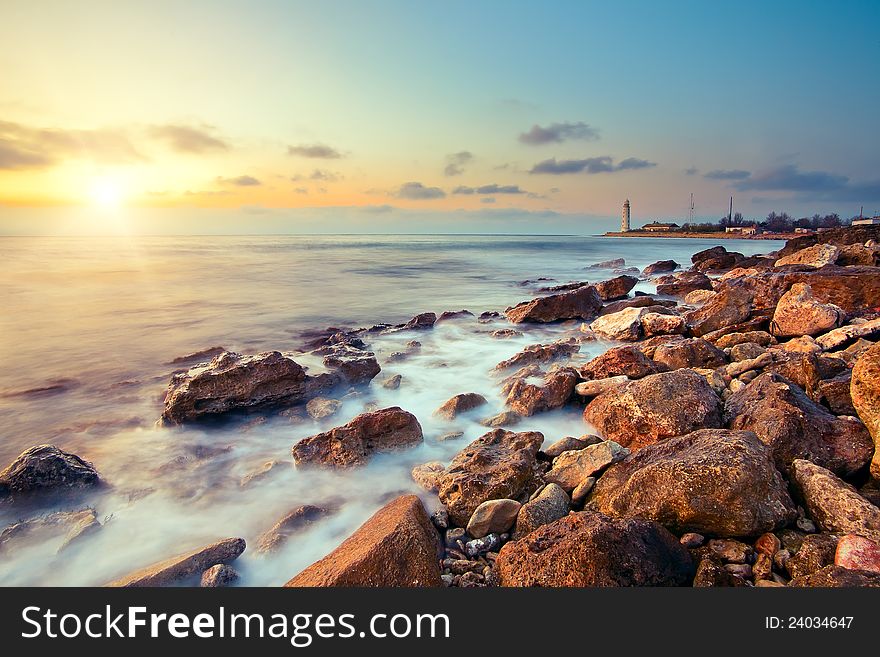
[382,374,402,390]
[594,275,638,301]
[771,283,845,338]
[108,537,246,587]
[512,483,570,540]
[506,367,577,416]
[490,328,523,339]
[692,245,729,265]
[851,342,880,480]
[575,375,629,397]
[655,271,713,297]
[466,499,521,538]
[434,392,488,420]
[436,429,544,526]
[587,258,625,269]
[0,445,101,497]
[542,435,601,459]
[643,259,679,275]
[641,312,687,337]
[493,339,579,370]
[589,307,645,341]
[200,564,239,588]
[652,337,727,370]
[411,462,446,492]
[0,509,100,555]
[437,431,464,442]
[835,534,880,574]
[789,564,880,587]
[256,505,330,553]
[584,369,722,451]
[714,330,774,349]
[685,287,753,337]
[599,296,677,316]
[239,460,287,488]
[590,429,796,537]
[306,397,341,420]
[790,459,880,541]
[579,345,666,380]
[161,351,319,423]
[496,510,693,587]
[402,312,437,330]
[775,243,840,268]
[321,347,381,385]
[816,318,880,350]
[505,285,603,324]
[725,373,873,476]
[480,410,522,428]
[292,407,423,469]
[437,309,474,322]
[545,440,629,493]
[286,495,442,587]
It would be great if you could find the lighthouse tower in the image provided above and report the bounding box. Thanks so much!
[621,199,631,232]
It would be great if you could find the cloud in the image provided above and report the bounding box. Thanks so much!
[453,183,526,195]
[287,143,343,159]
[444,151,473,176]
[395,181,446,200]
[519,121,600,145]
[0,119,143,169]
[481,197,496,204]
[294,187,308,195]
[704,169,751,180]
[148,124,228,153]
[217,175,261,186]
[685,166,698,175]
[528,155,654,175]
[734,164,847,192]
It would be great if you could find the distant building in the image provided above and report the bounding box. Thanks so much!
[853,216,880,226]
[725,225,758,235]
[621,199,631,232]
[794,227,813,234]
[641,221,679,232]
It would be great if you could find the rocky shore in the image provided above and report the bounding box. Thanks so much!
[3,225,880,587]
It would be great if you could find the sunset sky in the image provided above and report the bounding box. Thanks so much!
[1,0,879,234]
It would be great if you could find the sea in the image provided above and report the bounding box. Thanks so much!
[0,234,782,585]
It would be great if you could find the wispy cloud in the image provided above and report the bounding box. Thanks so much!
[685,166,699,175]
[148,124,228,153]
[444,151,473,176]
[287,143,343,159]
[217,175,261,186]
[703,168,751,180]
[529,156,655,175]
[734,165,846,192]
[519,121,600,145]
[453,183,526,195]
[395,181,446,200]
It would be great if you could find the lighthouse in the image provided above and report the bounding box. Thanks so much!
[621,199,631,232]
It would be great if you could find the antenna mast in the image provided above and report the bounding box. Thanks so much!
[688,193,694,224]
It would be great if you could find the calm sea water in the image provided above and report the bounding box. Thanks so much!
[0,234,781,585]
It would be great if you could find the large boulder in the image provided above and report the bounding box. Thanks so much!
[292,407,423,468]
[512,483,571,540]
[770,283,845,338]
[495,510,693,587]
[162,351,325,424]
[725,373,873,477]
[0,445,100,497]
[505,286,602,323]
[641,312,687,337]
[594,275,638,301]
[578,345,667,380]
[776,225,880,258]
[685,288,753,337]
[506,368,577,416]
[108,538,246,587]
[652,337,727,370]
[643,260,678,275]
[589,429,796,537]
[589,307,646,341]
[691,245,728,265]
[436,429,543,526]
[285,495,442,587]
[851,342,880,480]
[774,243,840,268]
[791,459,880,541]
[584,369,722,451]
[655,271,713,297]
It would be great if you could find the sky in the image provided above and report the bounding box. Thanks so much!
[1,0,879,234]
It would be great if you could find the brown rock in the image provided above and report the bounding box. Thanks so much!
[770,283,845,338]
[851,342,880,480]
[589,429,796,537]
[837,243,880,266]
[685,288,753,337]
[599,296,677,316]
[652,337,727,370]
[200,564,239,588]
[506,367,577,416]
[818,372,856,416]
[512,483,570,540]
[584,369,722,451]
[0,509,100,555]
[505,286,602,324]
[411,462,446,492]
[496,510,692,587]
[755,532,781,558]
[542,435,601,458]
[835,534,880,574]
[707,538,753,563]
[789,564,880,587]
[775,243,840,268]
[575,375,629,397]
[725,373,873,476]
[256,505,330,553]
[714,330,774,349]
[493,339,579,370]
[285,495,442,587]
[589,307,646,341]
[434,393,488,420]
[594,275,638,301]
[108,538,246,587]
[436,429,543,526]
[479,410,522,428]
[655,271,713,297]
[466,499,521,538]
[641,312,687,337]
[292,407,423,468]
[306,397,341,420]
[321,346,381,384]
[790,459,880,541]
[0,445,101,497]
[578,345,666,380]
[816,318,880,350]
[643,259,679,275]
[545,440,629,493]
[692,556,749,587]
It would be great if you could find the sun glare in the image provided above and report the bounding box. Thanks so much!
[90,177,125,209]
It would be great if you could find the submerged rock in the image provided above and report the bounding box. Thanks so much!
[434,392,488,420]
[584,369,722,451]
[436,429,544,526]
[292,407,423,468]
[256,505,331,553]
[0,444,101,497]
[589,429,796,537]
[108,537,246,587]
[496,510,692,587]
[285,495,442,587]
[505,286,602,324]
[0,509,100,555]
[321,347,381,385]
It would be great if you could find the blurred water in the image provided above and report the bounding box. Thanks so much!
[0,233,781,585]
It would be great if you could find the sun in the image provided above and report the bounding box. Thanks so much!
[89,176,125,209]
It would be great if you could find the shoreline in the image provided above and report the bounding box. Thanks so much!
[604,231,798,240]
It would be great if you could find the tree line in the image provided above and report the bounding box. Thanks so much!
[679,211,851,234]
